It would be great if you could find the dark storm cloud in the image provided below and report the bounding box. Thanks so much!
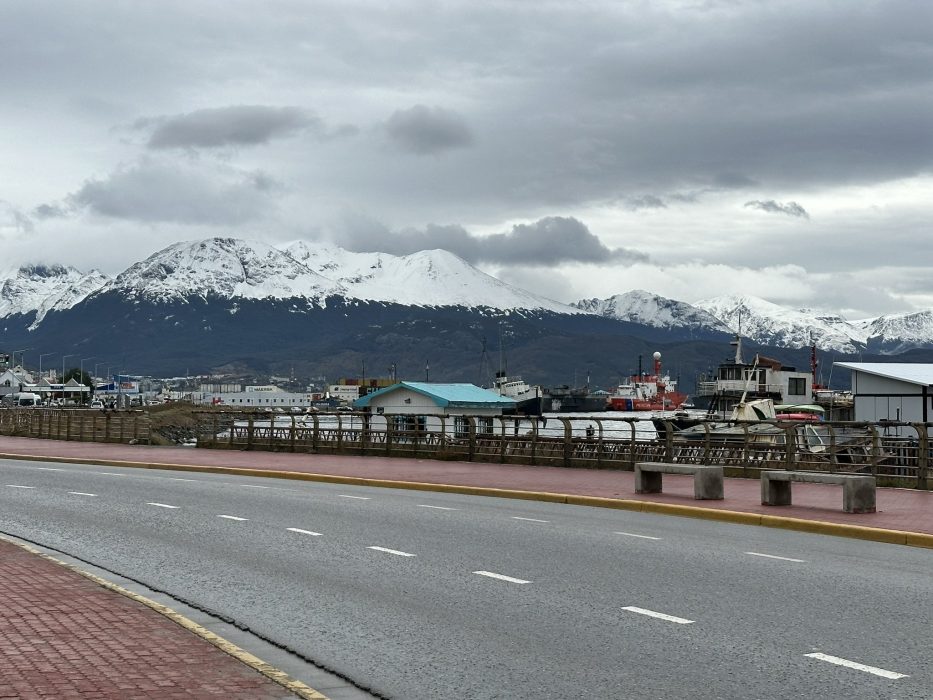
[384,105,473,155]
[338,215,646,266]
[744,200,810,219]
[142,105,353,149]
[69,158,277,225]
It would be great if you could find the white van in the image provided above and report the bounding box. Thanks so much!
[13,392,42,407]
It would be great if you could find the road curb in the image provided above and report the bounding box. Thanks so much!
[0,533,329,700]
[3,451,932,549]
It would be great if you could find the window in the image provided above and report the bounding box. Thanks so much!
[454,416,469,439]
[478,417,493,434]
[787,377,806,396]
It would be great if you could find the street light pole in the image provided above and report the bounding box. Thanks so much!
[12,349,28,393]
[61,354,75,404]
[39,352,56,381]
[80,357,94,405]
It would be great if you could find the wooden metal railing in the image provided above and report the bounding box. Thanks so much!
[0,408,150,444]
[193,410,931,490]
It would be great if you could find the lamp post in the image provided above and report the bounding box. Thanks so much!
[80,357,94,405]
[12,349,28,393]
[39,352,56,381]
[61,354,75,404]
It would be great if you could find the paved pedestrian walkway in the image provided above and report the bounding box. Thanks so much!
[1,434,931,698]
[0,537,318,699]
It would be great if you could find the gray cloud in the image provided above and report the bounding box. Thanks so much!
[32,203,68,219]
[744,200,810,219]
[142,105,352,149]
[626,195,667,211]
[384,105,473,155]
[0,200,34,235]
[337,215,646,266]
[69,158,277,225]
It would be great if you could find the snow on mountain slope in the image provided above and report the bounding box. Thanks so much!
[573,290,730,332]
[862,310,933,352]
[284,240,577,312]
[694,295,867,353]
[105,238,344,303]
[0,264,109,323]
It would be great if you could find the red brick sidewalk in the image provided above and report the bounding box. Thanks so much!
[0,538,305,699]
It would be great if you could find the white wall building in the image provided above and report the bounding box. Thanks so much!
[835,363,933,429]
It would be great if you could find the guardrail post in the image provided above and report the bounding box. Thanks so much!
[246,414,254,450]
[914,422,928,490]
[783,424,795,469]
[561,417,572,468]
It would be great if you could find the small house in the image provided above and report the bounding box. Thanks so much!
[835,362,933,427]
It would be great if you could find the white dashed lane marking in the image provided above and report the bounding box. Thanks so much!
[614,531,662,540]
[511,517,549,523]
[473,571,531,584]
[804,653,908,679]
[338,495,371,500]
[218,515,248,521]
[745,552,806,563]
[68,492,97,497]
[621,606,694,625]
[36,467,65,472]
[147,502,179,509]
[287,528,323,536]
[6,485,36,489]
[368,546,416,557]
[417,505,459,511]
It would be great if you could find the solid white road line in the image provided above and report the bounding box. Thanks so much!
[745,552,806,563]
[68,492,97,497]
[417,504,459,511]
[6,485,36,489]
[621,606,694,624]
[511,517,549,523]
[614,531,662,540]
[147,502,179,509]
[338,495,371,500]
[368,546,416,557]
[218,515,248,521]
[473,571,531,584]
[287,528,323,536]
[804,653,908,679]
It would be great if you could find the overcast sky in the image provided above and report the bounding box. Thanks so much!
[2,0,931,318]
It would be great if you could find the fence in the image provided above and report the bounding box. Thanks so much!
[195,411,931,490]
[0,408,150,444]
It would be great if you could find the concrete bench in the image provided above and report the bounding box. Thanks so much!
[634,462,724,500]
[760,471,876,514]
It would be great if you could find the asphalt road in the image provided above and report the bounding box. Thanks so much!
[1,457,931,699]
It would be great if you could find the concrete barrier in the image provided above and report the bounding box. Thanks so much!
[761,470,876,514]
[634,462,724,500]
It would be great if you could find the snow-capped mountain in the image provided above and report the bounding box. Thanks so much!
[693,295,868,353]
[0,264,110,326]
[283,240,576,313]
[862,310,933,354]
[573,290,730,334]
[104,238,344,304]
